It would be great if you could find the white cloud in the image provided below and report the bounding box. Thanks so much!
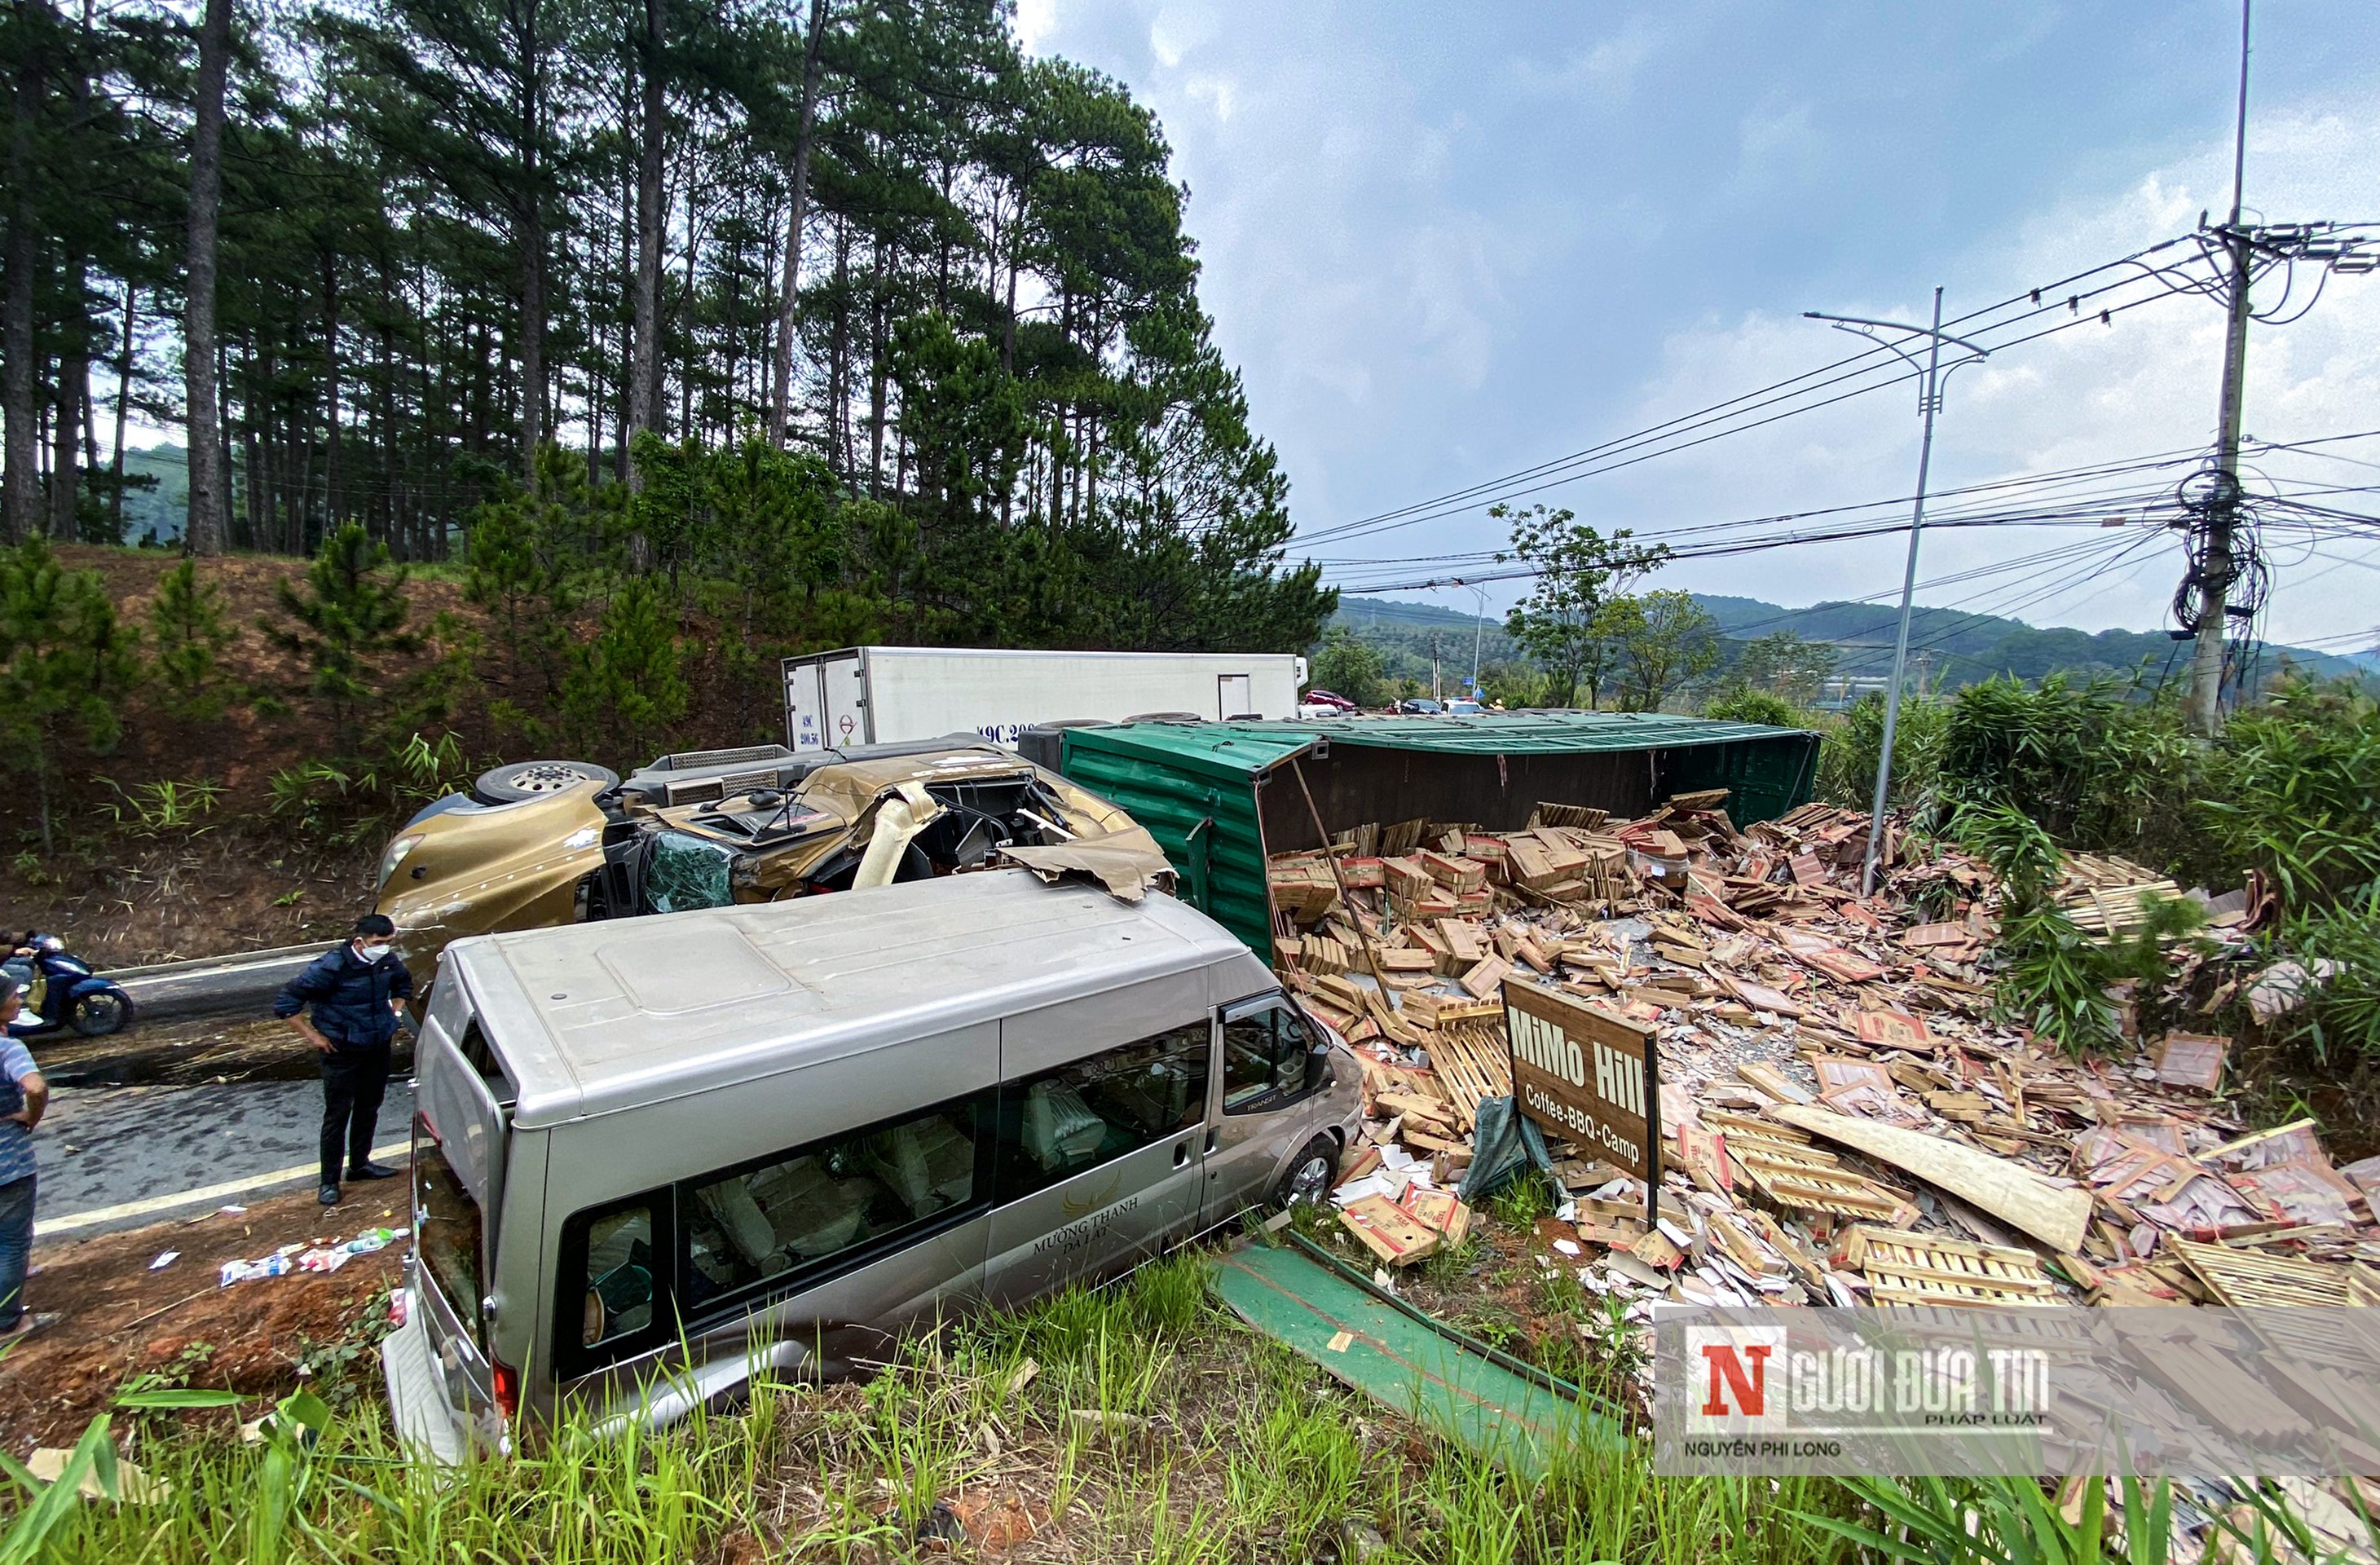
[1018,1,2380,655]
[1148,7,1217,71]
[1013,0,1058,59]
[1733,99,1823,187]
[1514,13,1667,105]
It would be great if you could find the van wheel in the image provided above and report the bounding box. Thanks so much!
[1273,1135,1338,1210]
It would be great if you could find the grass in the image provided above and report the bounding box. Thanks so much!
[8,1242,2356,1563]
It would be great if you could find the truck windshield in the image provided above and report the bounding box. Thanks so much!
[641,831,735,914]
[414,1114,486,1347]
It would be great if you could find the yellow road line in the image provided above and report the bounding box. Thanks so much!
[35,1140,412,1238]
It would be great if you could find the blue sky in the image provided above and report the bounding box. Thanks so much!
[1020,1,2380,653]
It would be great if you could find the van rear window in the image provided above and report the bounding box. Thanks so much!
[414,1116,485,1347]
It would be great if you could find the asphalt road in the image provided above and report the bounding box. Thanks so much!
[35,1077,417,1237]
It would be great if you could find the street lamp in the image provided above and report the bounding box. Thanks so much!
[1804,289,1988,897]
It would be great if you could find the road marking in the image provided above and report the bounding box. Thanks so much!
[35,1140,412,1238]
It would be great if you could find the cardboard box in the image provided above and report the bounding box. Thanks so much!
[1338,1195,1441,1266]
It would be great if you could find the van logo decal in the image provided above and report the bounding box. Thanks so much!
[1033,1195,1140,1258]
[1060,1174,1124,1219]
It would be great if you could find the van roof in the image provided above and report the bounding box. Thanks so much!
[442,868,1256,1128]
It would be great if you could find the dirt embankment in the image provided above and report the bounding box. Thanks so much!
[0,546,788,968]
[2,1187,407,1453]
[0,549,472,964]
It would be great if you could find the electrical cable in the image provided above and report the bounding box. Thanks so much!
[1293,243,2223,548]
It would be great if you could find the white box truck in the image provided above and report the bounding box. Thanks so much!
[782,646,1308,752]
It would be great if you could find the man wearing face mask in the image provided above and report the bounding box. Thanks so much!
[275,914,414,1206]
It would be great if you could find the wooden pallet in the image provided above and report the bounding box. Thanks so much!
[2056,878,2181,940]
[1737,1151,1911,1225]
[2172,1237,2359,1307]
[1838,1225,2057,1308]
[1423,1019,1513,1131]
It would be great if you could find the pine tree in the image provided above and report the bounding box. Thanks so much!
[265,522,417,755]
[558,579,685,766]
[148,558,234,717]
[0,536,141,849]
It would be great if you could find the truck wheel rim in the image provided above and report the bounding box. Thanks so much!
[506,764,594,793]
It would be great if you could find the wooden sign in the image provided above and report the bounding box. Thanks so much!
[1502,978,1659,1223]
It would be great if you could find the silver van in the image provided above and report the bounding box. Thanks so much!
[381,868,1362,1459]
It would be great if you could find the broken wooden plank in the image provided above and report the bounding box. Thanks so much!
[1773,1103,2093,1253]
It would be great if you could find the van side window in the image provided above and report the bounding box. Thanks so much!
[993,1022,1210,1204]
[555,1191,673,1378]
[582,1206,658,1347]
[456,1021,515,1103]
[1222,999,1321,1113]
[679,1094,989,1315]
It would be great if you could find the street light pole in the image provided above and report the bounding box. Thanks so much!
[1804,290,1988,898]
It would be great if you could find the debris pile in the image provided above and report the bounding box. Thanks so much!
[218,1227,399,1288]
[1272,796,2379,1316]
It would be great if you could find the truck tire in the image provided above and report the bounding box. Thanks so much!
[472,760,619,805]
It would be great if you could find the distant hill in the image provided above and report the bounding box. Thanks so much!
[1327,591,2377,694]
[120,445,187,545]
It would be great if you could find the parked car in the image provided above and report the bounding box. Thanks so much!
[1298,688,1358,715]
[381,868,1363,1458]
[376,740,1170,987]
[1443,698,1487,716]
[1391,698,1443,715]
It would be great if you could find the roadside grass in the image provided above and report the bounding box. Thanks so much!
[11,1244,2352,1563]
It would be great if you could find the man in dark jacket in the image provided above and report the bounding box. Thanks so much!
[275,914,414,1206]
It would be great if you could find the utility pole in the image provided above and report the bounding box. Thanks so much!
[2173,0,2374,730]
[2188,0,2256,736]
[1805,293,1988,898]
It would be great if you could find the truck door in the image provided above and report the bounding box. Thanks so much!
[823,652,869,747]
[784,659,826,752]
[1218,673,1254,719]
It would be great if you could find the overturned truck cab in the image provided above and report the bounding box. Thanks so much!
[377,739,1170,989]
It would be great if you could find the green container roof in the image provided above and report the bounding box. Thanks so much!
[1069,710,1814,778]
[1060,721,1320,782]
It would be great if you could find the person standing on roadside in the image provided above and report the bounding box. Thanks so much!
[275,914,413,1207]
[0,975,51,1341]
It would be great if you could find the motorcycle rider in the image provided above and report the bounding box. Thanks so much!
[275,915,414,1206]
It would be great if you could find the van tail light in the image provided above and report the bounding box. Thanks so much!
[491,1359,520,1420]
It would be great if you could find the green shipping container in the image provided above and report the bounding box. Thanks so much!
[1060,712,1820,959]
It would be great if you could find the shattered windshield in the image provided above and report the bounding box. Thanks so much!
[641,831,735,914]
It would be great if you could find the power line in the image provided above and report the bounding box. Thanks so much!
[1294,239,2224,549]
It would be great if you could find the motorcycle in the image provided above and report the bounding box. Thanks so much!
[2,933,134,1038]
